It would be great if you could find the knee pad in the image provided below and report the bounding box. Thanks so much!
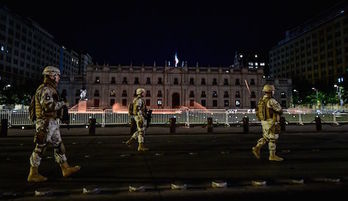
[54,142,66,155]
[268,141,276,151]
[34,143,47,158]
[257,138,267,145]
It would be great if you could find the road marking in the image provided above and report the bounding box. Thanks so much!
[82,187,101,194]
[129,185,145,192]
[251,180,267,186]
[171,184,187,190]
[212,181,227,188]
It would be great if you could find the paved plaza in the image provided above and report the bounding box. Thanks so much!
[0,124,348,200]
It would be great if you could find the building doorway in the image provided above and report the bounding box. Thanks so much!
[172,93,180,108]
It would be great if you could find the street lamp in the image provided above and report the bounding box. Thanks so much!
[334,84,343,111]
[312,87,319,110]
[2,84,11,91]
[292,89,299,108]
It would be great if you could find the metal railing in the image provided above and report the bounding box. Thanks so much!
[1,109,347,127]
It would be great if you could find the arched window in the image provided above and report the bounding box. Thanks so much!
[174,78,179,85]
[250,79,255,85]
[212,91,218,98]
[281,92,286,98]
[94,90,99,97]
[189,91,195,98]
[251,91,256,98]
[146,90,151,97]
[146,77,151,84]
[212,78,217,85]
[110,90,116,97]
[224,91,229,98]
[235,91,240,98]
[201,91,206,97]
[122,90,127,97]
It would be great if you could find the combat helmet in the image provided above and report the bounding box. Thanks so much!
[136,88,145,95]
[262,84,275,93]
[42,66,60,76]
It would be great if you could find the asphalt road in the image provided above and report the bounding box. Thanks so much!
[0,129,348,201]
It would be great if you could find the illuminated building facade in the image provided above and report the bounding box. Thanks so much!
[60,64,292,109]
[269,4,348,87]
[0,6,92,86]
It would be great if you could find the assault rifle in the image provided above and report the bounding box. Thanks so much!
[59,90,70,128]
[145,109,153,128]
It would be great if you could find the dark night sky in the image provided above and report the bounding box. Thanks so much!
[1,0,345,66]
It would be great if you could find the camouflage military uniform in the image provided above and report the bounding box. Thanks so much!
[131,96,146,144]
[28,66,80,183]
[125,88,149,151]
[252,85,284,161]
[257,95,282,152]
[29,80,67,167]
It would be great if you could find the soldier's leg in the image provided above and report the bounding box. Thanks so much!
[30,143,47,167]
[252,137,267,159]
[28,121,48,182]
[126,118,138,145]
[268,137,283,162]
[48,120,80,177]
[135,116,148,151]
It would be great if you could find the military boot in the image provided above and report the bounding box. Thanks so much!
[60,162,81,177]
[269,151,284,162]
[125,137,135,146]
[27,166,47,182]
[137,143,149,152]
[252,146,261,159]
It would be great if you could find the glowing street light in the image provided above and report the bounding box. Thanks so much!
[334,84,344,111]
[292,89,300,107]
[312,87,319,109]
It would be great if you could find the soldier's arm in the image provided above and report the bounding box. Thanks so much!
[135,99,143,116]
[40,87,65,112]
[269,98,283,115]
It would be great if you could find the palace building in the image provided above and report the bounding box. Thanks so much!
[60,63,292,109]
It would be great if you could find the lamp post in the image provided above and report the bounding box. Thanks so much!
[292,89,299,108]
[334,84,343,111]
[312,87,319,110]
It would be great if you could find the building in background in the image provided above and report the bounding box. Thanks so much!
[232,51,267,70]
[0,5,92,87]
[60,63,292,109]
[269,3,348,88]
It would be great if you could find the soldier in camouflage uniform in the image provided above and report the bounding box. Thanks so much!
[252,84,284,162]
[27,66,80,182]
[125,88,149,151]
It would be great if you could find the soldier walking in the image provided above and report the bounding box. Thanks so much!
[27,66,80,182]
[252,84,284,161]
[125,88,149,151]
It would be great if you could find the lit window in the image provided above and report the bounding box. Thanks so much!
[110,90,116,97]
[157,99,162,106]
[281,92,286,98]
[235,100,240,107]
[260,63,265,66]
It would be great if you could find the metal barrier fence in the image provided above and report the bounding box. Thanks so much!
[1,109,347,127]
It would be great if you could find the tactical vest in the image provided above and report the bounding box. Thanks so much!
[132,96,145,116]
[257,97,276,121]
[265,102,275,120]
[35,84,59,120]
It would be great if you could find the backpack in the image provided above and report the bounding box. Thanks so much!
[128,102,134,116]
[256,97,270,121]
[28,84,45,122]
[28,95,36,122]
